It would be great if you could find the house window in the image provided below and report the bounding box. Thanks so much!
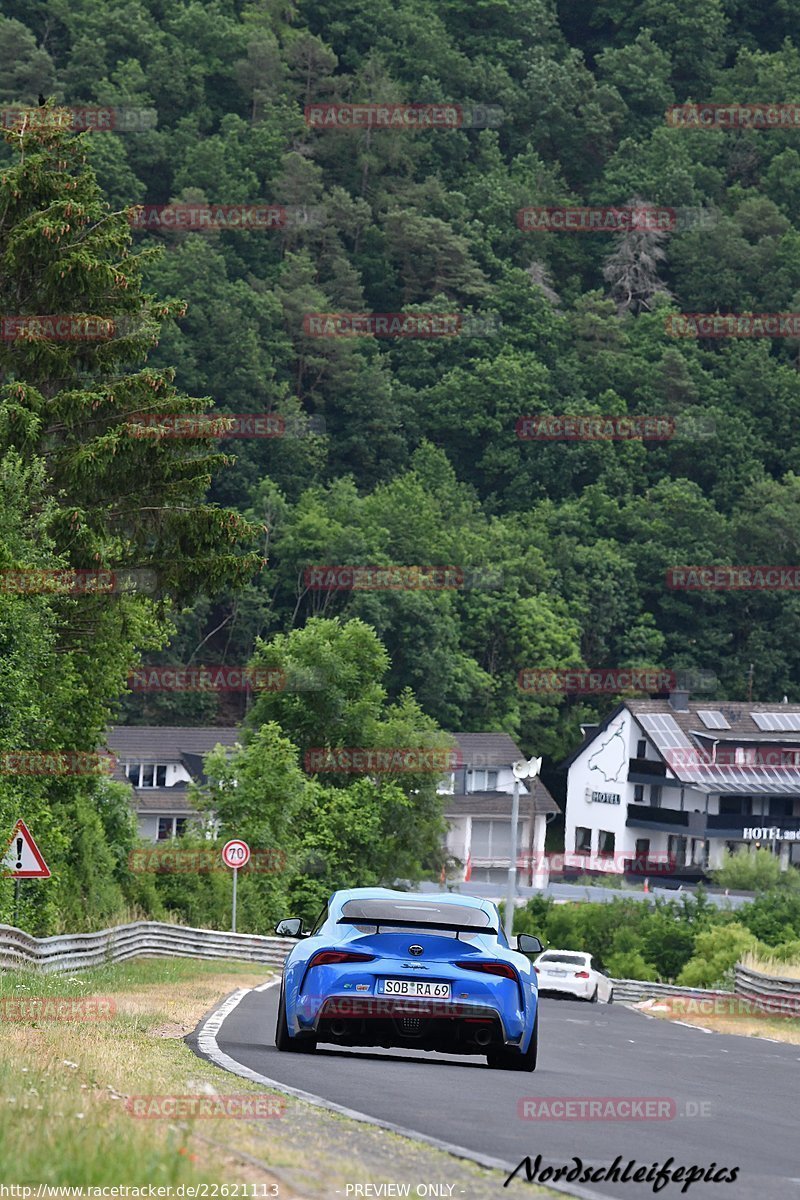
[720,795,752,815]
[769,797,793,817]
[575,826,591,854]
[470,819,513,858]
[667,834,687,864]
[734,747,756,765]
[157,817,186,840]
[598,830,615,856]
[650,785,662,807]
[439,772,455,793]
[636,739,647,758]
[633,785,645,802]
[469,769,499,792]
[635,838,650,859]
[126,763,168,788]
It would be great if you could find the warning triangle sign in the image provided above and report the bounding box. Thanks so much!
[1,819,51,878]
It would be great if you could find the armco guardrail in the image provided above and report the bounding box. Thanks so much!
[0,921,295,973]
[734,962,800,1011]
[3,923,798,1013]
[609,978,732,1004]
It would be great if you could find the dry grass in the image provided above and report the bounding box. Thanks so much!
[740,950,800,979]
[637,998,800,1043]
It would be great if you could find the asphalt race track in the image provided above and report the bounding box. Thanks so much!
[194,984,800,1200]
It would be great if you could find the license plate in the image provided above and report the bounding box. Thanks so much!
[382,979,451,998]
[547,969,567,977]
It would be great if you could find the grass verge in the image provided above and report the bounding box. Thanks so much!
[637,997,800,1042]
[0,956,560,1198]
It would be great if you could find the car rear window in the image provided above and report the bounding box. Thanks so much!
[539,953,588,965]
[340,898,493,929]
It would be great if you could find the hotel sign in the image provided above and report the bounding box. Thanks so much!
[743,826,800,841]
[590,790,621,805]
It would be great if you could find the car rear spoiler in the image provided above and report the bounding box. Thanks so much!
[336,916,498,938]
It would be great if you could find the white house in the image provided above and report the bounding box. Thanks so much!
[105,726,240,840]
[439,732,559,885]
[106,727,561,877]
[563,692,800,878]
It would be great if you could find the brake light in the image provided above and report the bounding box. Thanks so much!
[308,950,376,968]
[574,971,590,979]
[455,960,518,980]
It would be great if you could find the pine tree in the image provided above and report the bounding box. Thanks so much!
[0,105,263,601]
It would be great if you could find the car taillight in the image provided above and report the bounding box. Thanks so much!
[308,950,376,968]
[455,960,518,981]
[533,967,539,974]
[574,971,590,979]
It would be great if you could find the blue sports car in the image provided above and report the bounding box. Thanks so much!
[274,888,542,1071]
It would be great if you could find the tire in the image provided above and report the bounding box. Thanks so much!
[275,980,317,1053]
[589,987,598,1004]
[487,1010,538,1072]
[607,989,614,1005]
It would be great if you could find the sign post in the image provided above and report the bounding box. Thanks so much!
[2,820,51,927]
[221,839,250,933]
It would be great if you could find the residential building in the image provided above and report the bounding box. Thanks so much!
[562,692,800,879]
[106,728,560,883]
[105,726,241,841]
[439,732,559,885]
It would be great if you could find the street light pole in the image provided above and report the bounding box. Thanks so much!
[504,756,542,945]
[504,776,520,944]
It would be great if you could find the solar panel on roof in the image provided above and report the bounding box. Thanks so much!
[639,713,694,747]
[697,710,730,730]
[751,712,800,731]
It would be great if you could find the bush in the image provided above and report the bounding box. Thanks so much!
[739,889,800,945]
[711,848,795,893]
[676,924,758,988]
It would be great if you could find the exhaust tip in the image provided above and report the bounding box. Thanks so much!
[329,1020,347,1037]
[474,1027,492,1046]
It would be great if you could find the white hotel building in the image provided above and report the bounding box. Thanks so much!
[563,693,800,878]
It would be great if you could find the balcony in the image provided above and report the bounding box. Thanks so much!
[628,757,666,777]
[627,757,678,787]
[626,803,687,826]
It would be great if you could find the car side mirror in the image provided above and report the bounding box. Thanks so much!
[275,917,304,937]
[517,934,543,955]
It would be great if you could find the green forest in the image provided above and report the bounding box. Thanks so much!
[5,0,800,930]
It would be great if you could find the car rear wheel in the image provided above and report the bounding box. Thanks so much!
[588,986,598,1003]
[487,1011,538,1072]
[275,981,316,1053]
[607,988,614,1005]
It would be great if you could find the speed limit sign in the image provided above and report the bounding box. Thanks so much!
[222,839,250,932]
[222,839,251,869]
